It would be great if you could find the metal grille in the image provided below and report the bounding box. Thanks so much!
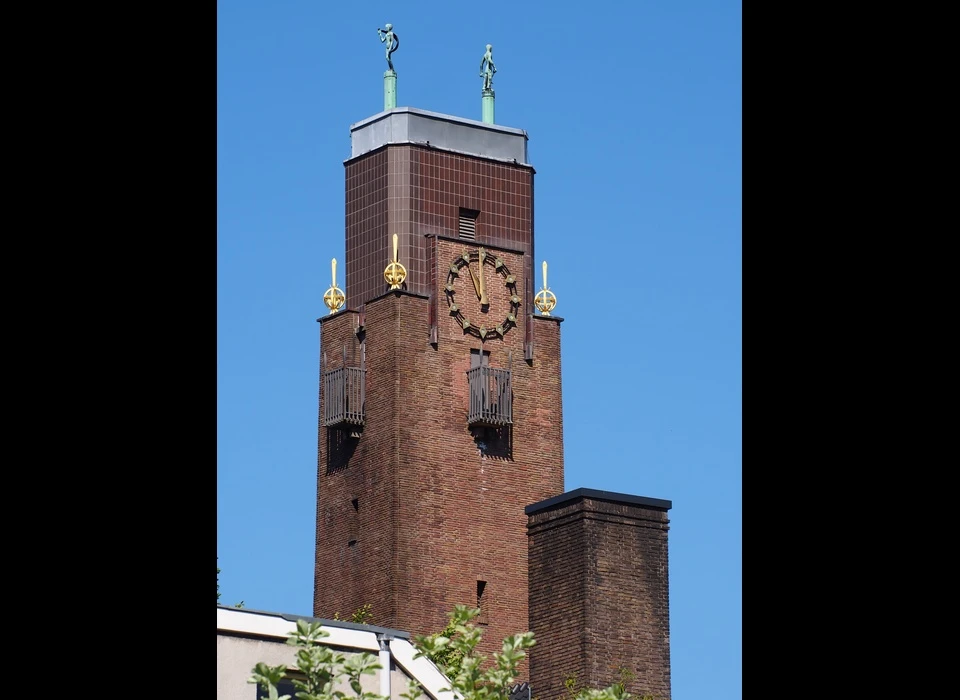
[467,365,512,426]
[323,367,366,427]
[459,209,478,240]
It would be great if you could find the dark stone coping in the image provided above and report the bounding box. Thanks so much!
[525,487,672,515]
[343,140,537,171]
[316,290,430,324]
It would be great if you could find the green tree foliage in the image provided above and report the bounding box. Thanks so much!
[415,612,466,678]
[333,603,374,625]
[251,604,660,700]
[414,605,534,699]
[414,608,661,700]
[249,619,384,700]
[562,667,659,700]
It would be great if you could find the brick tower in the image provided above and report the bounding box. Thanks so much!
[313,107,565,656]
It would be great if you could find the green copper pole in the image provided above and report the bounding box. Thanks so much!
[384,70,397,111]
[377,23,399,111]
[482,89,495,124]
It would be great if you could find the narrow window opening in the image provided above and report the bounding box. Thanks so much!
[477,580,489,625]
[459,208,479,240]
[348,498,359,546]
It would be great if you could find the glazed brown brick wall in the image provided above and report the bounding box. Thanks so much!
[527,496,671,700]
[345,145,535,311]
[344,149,389,311]
[315,268,564,662]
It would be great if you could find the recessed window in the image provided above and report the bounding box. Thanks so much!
[477,580,488,625]
[459,208,479,240]
[348,498,359,546]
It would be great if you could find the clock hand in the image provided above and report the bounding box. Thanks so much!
[467,263,482,299]
[479,249,488,305]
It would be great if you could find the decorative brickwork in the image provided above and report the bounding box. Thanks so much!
[527,490,672,700]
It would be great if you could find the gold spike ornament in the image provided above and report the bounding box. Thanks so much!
[383,233,407,290]
[323,258,346,314]
[533,260,557,316]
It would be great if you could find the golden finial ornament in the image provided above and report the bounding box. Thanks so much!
[534,260,557,316]
[383,233,407,289]
[323,258,346,314]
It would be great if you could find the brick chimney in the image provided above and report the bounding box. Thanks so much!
[526,489,672,700]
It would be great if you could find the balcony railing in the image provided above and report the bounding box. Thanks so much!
[323,366,365,428]
[467,366,512,427]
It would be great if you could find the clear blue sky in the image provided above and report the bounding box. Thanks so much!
[217,2,741,699]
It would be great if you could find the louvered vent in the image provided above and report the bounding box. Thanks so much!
[459,208,479,240]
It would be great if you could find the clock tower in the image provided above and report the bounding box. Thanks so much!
[313,106,565,656]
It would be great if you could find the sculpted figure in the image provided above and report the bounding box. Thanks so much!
[377,24,399,71]
[479,44,496,90]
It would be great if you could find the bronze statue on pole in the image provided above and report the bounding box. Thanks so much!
[479,44,496,91]
[377,24,399,72]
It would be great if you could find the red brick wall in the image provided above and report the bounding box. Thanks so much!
[527,494,671,700]
[315,245,564,662]
[314,306,401,623]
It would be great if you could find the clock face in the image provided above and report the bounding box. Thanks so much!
[445,248,520,340]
